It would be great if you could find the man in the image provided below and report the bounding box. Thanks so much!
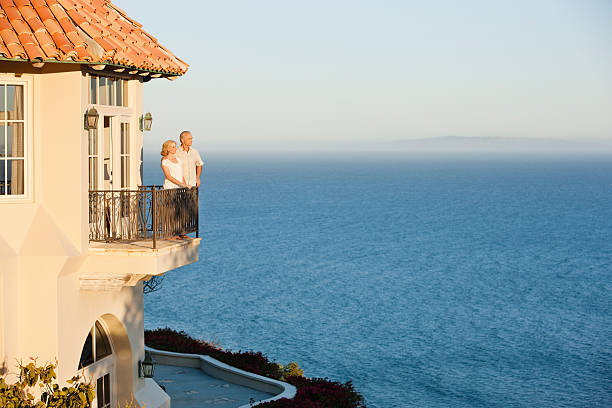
[176,130,204,187]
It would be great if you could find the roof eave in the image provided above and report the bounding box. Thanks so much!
[0,57,186,79]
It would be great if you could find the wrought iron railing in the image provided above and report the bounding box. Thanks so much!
[89,186,199,249]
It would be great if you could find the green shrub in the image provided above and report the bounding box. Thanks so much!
[278,362,304,381]
[0,359,95,408]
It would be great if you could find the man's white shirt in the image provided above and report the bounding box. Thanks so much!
[176,146,204,187]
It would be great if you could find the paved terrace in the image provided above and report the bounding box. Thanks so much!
[155,364,275,408]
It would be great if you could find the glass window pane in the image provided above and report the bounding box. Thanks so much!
[90,76,97,104]
[99,78,107,105]
[115,80,122,106]
[107,79,115,106]
[121,157,129,188]
[120,124,129,154]
[79,330,94,368]
[7,159,23,195]
[94,321,112,360]
[7,123,24,157]
[122,80,128,106]
[0,159,5,195]
[103,374,110,405]
[96,376,104,407]
[88,129,98,155]
[0,125,5,157]
[89,157,98,190]
[0,85,5,120]
[6,85,23,120]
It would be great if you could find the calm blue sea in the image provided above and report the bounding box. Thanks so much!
[143,153,612,408]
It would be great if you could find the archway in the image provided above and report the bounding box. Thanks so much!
[79,314,133,407]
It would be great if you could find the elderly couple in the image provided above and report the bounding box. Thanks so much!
[160,130,203,189]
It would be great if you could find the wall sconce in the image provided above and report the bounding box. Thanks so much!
[140,112,153,131]
[138,351,155,378]
[84,107,99,130]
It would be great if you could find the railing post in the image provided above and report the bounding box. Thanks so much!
[152,188,157,249]
[196,187,199,238]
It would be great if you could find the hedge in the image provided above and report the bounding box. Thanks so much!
[145,328,365,408]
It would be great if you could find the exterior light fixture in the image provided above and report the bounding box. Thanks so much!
[140,112,153,131]
[84,107,99,130]
[138,351,155,378]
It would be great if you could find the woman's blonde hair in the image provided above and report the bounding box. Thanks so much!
[161,140,176,156]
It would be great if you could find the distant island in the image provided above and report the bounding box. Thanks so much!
[379,136,612,153]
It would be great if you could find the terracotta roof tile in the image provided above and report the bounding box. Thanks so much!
[3,4,19,20]
[73,42,91,60]
[17,4,43,28]
[11,17,29,33]
[64,5,84,25]
[0,0,188,75]
[34,5,52,20]
[0,16,11,30]
[0,38,8,56]
[63,29,82,47]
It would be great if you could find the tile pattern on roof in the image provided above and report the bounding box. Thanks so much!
[0,0,188,75]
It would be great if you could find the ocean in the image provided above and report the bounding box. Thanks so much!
[143,153,612,407]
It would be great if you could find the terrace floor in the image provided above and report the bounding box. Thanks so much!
[89,236,200,252]
[155,364,274,408]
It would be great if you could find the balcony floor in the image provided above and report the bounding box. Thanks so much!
[81,237,201,290]
[155,364,274,408]
[89,236,200,252]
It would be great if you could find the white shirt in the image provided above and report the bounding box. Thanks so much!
[161,158,183,189]
[176,146,204,187]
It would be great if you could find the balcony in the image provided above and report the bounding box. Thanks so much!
[80,186,201,291]
[89,185,199,248]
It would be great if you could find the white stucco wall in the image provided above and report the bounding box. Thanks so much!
[0,63,153,407]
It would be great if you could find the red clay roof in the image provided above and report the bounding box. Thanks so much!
[0,0,188,75]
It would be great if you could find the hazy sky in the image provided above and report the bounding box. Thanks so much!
[118,0,612,153]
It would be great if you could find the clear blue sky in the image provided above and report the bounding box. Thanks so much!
[119,0,612,153]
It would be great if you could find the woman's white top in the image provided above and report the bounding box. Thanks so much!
[162,157,183,189]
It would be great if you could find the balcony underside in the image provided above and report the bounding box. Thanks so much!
[79,238,201,291]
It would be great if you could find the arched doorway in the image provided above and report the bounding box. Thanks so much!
[79,319,115,408]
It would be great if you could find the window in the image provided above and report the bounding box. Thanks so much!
[98,77,107,105]
[96,374,111,408]
[89,77,97,105]
[120,123,129,189]
[79,320,112,369]
[107,78,115,106]
[119,123,130,217]
[79,320,114,408]
[89,76,128,107]
[88,129,98,190]
[0,83,25,197]
[115,80,123,106]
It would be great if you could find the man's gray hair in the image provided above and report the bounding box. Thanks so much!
[179,130,191,142]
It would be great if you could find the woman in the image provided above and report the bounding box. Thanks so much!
[161,140,188,189]
[161,140,189,239]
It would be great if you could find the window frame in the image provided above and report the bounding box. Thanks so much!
[79,320,114,369]
[88,75,129,108]
[78,320,116,408]
[0,77,31,202]
[119,122,130,190]
[88,128,99,191]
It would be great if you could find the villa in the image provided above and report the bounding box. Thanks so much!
[0,0,199,407]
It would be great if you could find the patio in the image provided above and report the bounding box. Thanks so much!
[147,348,296,408]
[155,364,274,408]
